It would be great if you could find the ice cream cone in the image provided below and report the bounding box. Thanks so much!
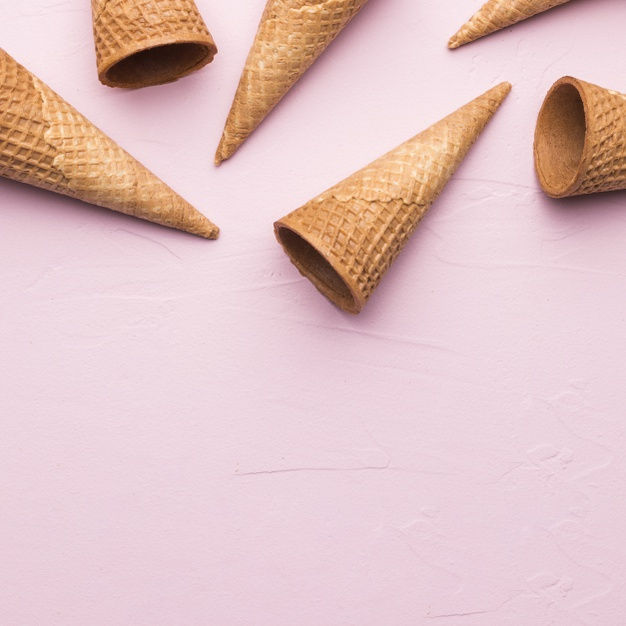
[0,48,218,238]
[274,82,511,314]
[215,0,369,165]
[91,0,217,88]
[534,76,626,198]
[448,0,570,49]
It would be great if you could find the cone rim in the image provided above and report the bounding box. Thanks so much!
[534,76,593,198]
[97,35,217,88]
[274,220,363,314]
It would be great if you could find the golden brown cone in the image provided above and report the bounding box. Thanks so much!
[0,48,218,238]
[274,82,512,314]
[448,0,570,48]
[91,0,217,88]
[534,76,626,198]
[215,0,369,165]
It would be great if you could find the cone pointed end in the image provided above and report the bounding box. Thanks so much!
[159,213,220,239]
[467,82,512,119]
[214,133,238,166]
[447,82,512,149]
[145,194,220,239]
[451,82,511,149]
[201,221,220,239]
[490,81,513,101]
[185,210,220,239]
[447,28,476,49]
[447,34,462,49]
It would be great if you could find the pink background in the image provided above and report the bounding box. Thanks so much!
[2,0,626,623]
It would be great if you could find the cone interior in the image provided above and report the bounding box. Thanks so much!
[535,80,587,197]
[103,42,211,88]
[275,225,358,313]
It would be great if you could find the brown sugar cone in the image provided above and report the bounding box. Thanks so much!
[534,76,626,198]
[215,0,369,165]
[448,0,570,49]
[0,48,218,238]
[92,0,217,88]
[274,82,511,314]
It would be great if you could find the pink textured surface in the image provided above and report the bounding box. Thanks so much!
[1,0,626,624]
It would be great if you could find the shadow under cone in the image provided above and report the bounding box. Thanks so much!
[215,0,369,165]
[0,48,218,238]
[92,0,217,88]
[534,76,626,198]
[448,0,570,49]
[274,82,512,314]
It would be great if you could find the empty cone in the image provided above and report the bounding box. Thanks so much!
[448,0,570,49]
[215,0,369,165]
[0,48,218,238]
[92,0,217,88]
[274,82,511,314]
[534,76,626,198]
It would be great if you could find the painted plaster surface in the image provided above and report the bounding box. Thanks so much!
[2,0,626,623]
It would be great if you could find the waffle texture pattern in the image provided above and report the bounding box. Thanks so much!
[0,48,218,238]
[216,0,369,164]
[569,79,626,196]
[448,0,570,48]
[92,0,216,87]
[275,83,511,313]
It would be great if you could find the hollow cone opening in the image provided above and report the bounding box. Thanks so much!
[275,225,360,314]
[534,79,587,198]
[101,41,215,88]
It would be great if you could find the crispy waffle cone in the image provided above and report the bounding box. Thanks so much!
[215,0,369,165]
[448,0,570,48]
[0,48,218,238]
[534,76,626,198]
[92,0,217,88]
[274,82,511,314]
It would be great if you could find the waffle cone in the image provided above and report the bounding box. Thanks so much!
[534,76,626,198]
[0,48,218,238]
[92,0,217,88]
[215,0,369,165]
[274,83,511,314]
[448,0,570,48]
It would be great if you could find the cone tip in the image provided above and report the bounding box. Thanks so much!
[484,81,512,103]
[205,223,220,239]
[497,81,513,96]
[214,140,224,166]
[447,34,462,49]
[179,205,220,239]
[214,133,235,166]
[448,27,474,49]
[184,216,220,239]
